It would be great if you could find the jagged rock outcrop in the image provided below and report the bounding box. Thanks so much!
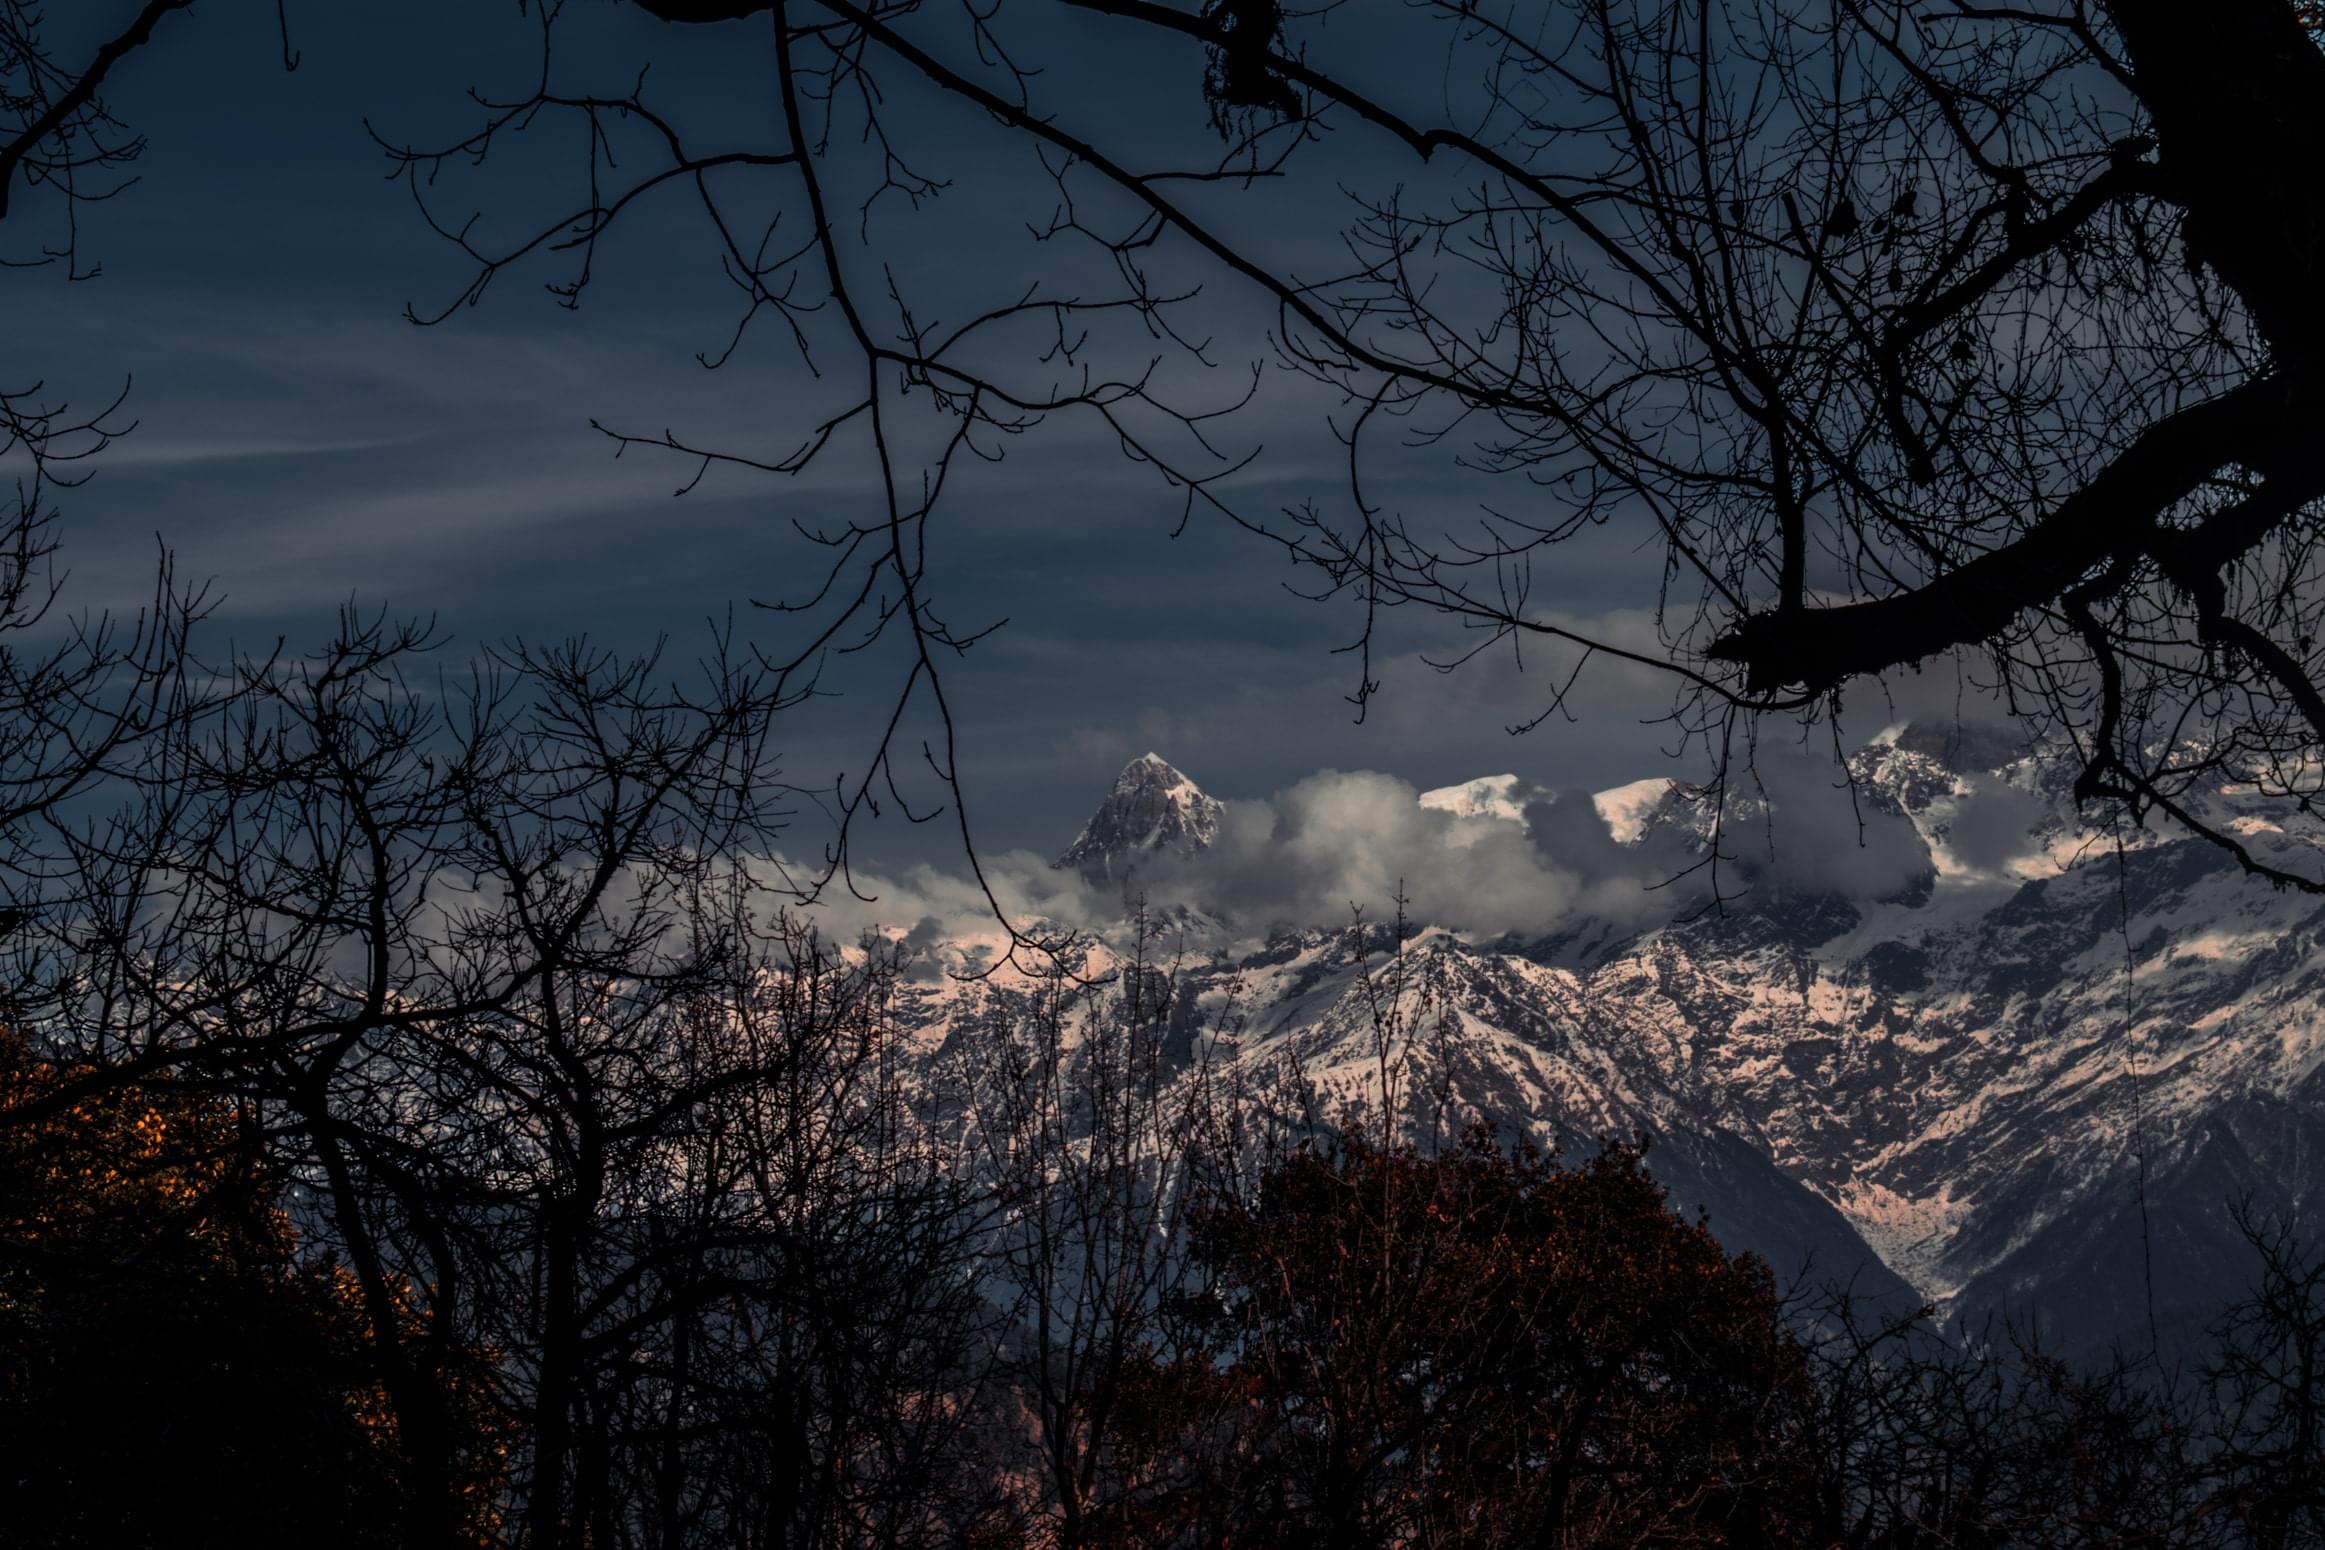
[1053,753,1223,885]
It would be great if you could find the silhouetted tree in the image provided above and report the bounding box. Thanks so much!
[945,908,1255,1549]
[579,919,1008,1549]
[1786,1295,2218,1548]
[2207,1207,2325,1550]
[0,1028,485,1547]
[16,3,2325,883]
[14,8,2325,1543]
[0,601,1014,1546]
[1151,1128,1815,1549]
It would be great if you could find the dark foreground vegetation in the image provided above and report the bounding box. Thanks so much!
[0,500,2307,1548]
[6,0,2325,1543]
[4,840,2323,1548]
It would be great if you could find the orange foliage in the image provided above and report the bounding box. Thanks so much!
[0,1033,475,1546]
[1,1039,282,1256]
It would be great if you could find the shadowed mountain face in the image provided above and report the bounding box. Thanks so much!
[923,735,2325,1352]
[1053,753,1224,885]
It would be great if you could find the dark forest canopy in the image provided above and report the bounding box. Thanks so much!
[7,928,2325,1549]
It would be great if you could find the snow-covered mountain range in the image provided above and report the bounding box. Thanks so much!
[913,738,2325,1352]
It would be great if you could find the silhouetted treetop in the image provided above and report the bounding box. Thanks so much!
[1154,1130,1813,1547]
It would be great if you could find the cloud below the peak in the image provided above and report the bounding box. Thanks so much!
[790,752,1942,953]
[1134,769,1613,934]
[1705,752,1936,902]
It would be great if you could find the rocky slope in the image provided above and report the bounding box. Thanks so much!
[1053,752,1224,884]
[918,737,2325,1353]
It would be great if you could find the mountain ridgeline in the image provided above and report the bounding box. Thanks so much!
[1052,752,1224,884]
[938,738,2325,1353]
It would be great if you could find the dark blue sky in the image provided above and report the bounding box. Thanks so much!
[13,1,1697,867]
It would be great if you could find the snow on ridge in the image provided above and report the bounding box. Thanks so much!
[1010,741,2325,1324]
[1829,1179,1970,1302]
[1419,773,1529,822]
[1416,772,1674,843]
[1591,778,1673,843]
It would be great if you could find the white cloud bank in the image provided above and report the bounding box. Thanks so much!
[791,753,1954,956]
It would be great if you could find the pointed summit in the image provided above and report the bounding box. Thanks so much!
[1055,754,1224,884]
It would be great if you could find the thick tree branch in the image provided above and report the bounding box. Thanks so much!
[0,0,193,220]
[1706,378,2308,694]
[2104,0,2325,366]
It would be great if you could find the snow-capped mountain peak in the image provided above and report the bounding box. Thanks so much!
[987,731,2325,1351]
[1054,754,1224,883]
[1418,773,1530,822]
[1416,772,1678,842]
[1590,777,1676,843]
